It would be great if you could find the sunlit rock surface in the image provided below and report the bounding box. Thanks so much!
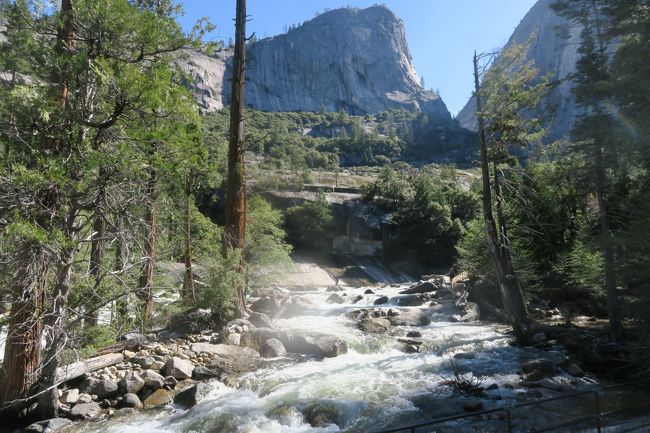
[457,0,583,141]
[180,6,450,118]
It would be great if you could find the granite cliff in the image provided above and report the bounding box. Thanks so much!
[457,0,583,141]
[181,6,450,118]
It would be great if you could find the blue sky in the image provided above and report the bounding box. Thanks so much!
[178,0,538,116]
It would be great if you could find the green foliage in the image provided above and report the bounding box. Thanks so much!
[284,195,334,249]
[554,239,605,291]
[362,166,414,208]
[457,218,492,280]
[245,196,293,284]
[78,325,120,358]
[200,107,477,176]
[199,251,241,324]
[364,166,480,267]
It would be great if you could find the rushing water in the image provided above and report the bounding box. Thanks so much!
[69,283,581,433]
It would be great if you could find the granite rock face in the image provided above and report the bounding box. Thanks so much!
[180,6,450,118]
[457,0,584,141]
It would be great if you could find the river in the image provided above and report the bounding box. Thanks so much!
[66,279,601,433]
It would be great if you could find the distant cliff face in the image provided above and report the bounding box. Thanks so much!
[457,0,582,140]
[181,6,450,118]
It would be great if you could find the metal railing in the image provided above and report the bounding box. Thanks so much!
[371,380,650,433]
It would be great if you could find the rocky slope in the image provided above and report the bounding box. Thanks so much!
[457,0,583,141]
[181,6,450,118]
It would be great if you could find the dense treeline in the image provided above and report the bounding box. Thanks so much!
[203,107,477,170]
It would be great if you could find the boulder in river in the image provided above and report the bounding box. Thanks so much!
[390,294,425,307]
[162,356,195,380]
[143,389,173,409]
[400,281,437,294]
[388,309,432,326]
[24,418,73,433]
[327,293,344,304]
[281,332,348,358]
[69,402,102,420]
[192,366,220,381]
[119,393,143,409]
[522,359,556,375]
[141,369,165,390]
[358,317,391,333]
[59,388,79,405]
[174,383,212,408]
[374,296,389,305]
[248,312,274,329]
[118,372,145,394]
[192,343,260,376]
[302,401,342,428]
[261,338,287,358]
[240,327,281,352]
[250,297,280,315]
[79,377,118,400]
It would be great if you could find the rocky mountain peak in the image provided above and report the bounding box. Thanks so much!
[181,6,450,118]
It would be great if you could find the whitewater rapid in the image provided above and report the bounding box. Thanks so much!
[68,283,568,433]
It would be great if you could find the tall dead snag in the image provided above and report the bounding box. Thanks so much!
[223,0,248,318]
[0,244,48,415]
[473,52,531,340]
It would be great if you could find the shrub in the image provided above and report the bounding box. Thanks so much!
[198,251,241,324]
[284,194,333,248]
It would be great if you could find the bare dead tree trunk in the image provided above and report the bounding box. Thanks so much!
[474,52,531,340]
[223,0,248,318]
[137,166,157,321]
[182,185,195,304]
[0,244,48,416]
[594,144,622,341]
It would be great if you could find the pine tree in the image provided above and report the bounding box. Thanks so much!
[553,0,623,340]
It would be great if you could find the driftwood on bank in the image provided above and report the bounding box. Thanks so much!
[54,353,124,383]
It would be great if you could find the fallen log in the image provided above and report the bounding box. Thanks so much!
[54,353,123,383]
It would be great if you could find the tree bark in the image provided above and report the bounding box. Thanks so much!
[34,242,77,420]
[114,215,128,322]
[57,0,75,110]
[594,144,622,341]
[0,244,49,416]
[223,0,248,318]
[87,166,109,326]
[137,167,158,321]
[182,186,195,304]
[473,52,530,339]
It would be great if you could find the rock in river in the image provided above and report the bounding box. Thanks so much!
[388,309,432,326]
[358,317,391,333]
[281,333,348,358]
